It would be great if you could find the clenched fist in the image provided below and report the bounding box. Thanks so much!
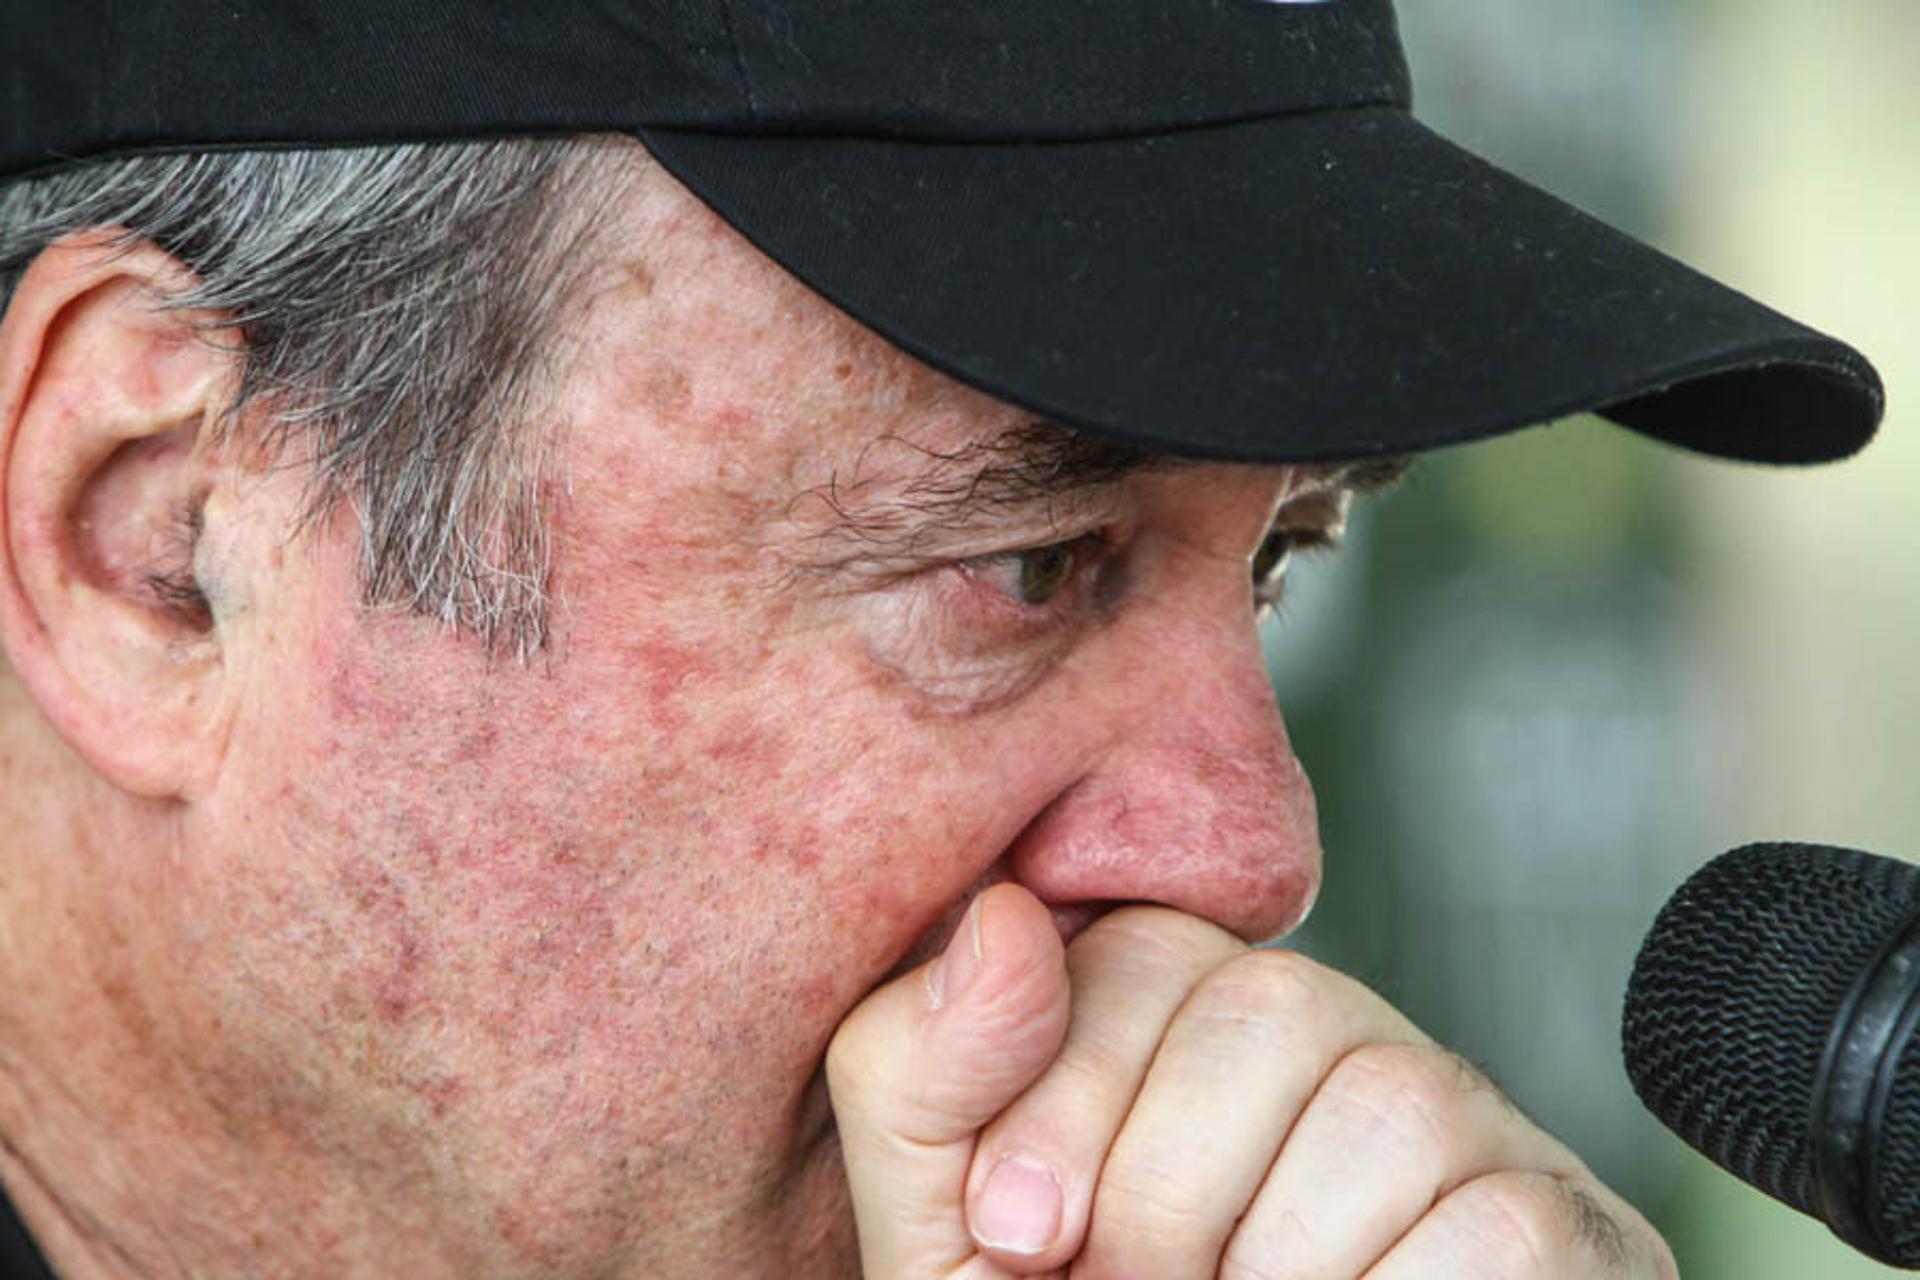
[827,883,1675,1279]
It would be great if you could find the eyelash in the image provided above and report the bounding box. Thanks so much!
[961,531,1114,619]
[1253,525,1340,616]
[961,520,1341,623]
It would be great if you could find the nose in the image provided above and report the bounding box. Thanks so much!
[1004,605,1323,945]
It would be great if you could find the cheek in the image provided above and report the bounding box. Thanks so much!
[207,594,963,1072]
[188,594,746,1122]
[188,472,1088,1197]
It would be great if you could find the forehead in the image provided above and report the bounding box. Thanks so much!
[560,148,1381,536]
[560,160,1105,510]
[622,159,1006,410]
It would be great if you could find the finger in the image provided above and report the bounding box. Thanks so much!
[1360,1169,1676,1280]
[959,906,1248,1271]
[826,883,1072,1280]
[1222,1042,1585,1279]
[1071,949,1425,1278]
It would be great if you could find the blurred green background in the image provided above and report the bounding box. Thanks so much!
[1272,2,1920,1275]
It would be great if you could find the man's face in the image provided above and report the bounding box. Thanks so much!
[154,153,1353,1271]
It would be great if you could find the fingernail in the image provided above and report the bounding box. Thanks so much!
[973,1154,1062,1255]
[929,896,984,1010]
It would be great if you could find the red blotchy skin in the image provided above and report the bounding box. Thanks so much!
[620,636,721,734]
[9,148,1330,1279]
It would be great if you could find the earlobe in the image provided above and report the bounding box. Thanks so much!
[0,232,241,799]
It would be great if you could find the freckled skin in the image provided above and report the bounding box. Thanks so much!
[0,146,1329,1279]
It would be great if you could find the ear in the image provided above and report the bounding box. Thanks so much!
[0,232,243,799]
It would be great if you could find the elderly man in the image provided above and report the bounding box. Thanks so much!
[0,3,1882,1278]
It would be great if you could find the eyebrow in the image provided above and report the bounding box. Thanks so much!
[1265,453,1414,550]
[790,419,1184,560]
[791,419,1411,562]
[1328,453,1415,496]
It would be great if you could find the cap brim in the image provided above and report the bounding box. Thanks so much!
[638,106,1883,465]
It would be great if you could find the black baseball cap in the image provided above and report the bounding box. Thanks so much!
[3,0,1886,464]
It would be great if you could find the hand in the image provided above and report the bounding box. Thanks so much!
[827,883,1675,1278]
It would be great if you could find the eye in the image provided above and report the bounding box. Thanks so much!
[967,533,1108,612]
[1252,523,1343,618]
[1014,542,1077,606]
[1252,527,1297,613]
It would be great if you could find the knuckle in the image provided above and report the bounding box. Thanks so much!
[1576,1185,1675,1278]
[1646,1230,1681,1280]
[1321,1041,1470,1150]
[1221,1210,1316,1280]
[822,1014,878,1097]
[1441,1170,1608,1276]
[1096,1152,1213,1227]
[1074,903,1246,975]
[1086,1158,1217,1267]
[823,1025,928,1138]
[1175,948,1338,1047]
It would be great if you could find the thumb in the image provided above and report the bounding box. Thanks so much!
[826,882,1072,1279]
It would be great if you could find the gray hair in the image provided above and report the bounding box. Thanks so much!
[0,138,625,658]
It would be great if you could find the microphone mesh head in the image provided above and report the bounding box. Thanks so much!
[1622,842,1920,1218]
[1877,1009,1920,1258]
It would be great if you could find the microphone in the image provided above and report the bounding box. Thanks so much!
[1622,841,1920,1268]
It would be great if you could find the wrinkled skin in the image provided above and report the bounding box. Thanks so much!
[0,149,1333,1278]
[0,140,1680,1278]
